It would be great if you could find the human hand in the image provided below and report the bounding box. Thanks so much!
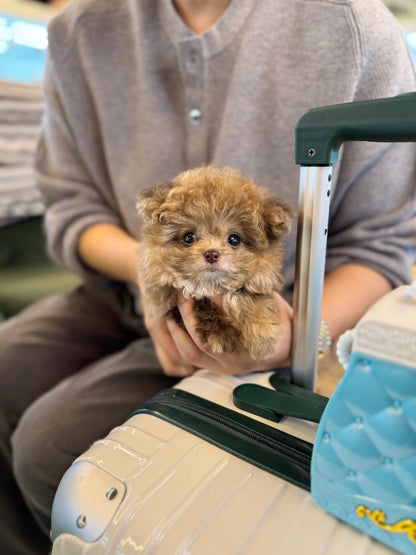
[166,292,293,376]
[144,313,199,377]
[136,250,198,377]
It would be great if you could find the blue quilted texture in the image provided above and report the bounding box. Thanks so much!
[311,350,416,554]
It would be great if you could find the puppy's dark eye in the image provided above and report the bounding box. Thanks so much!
[183,231,197,245]
[227,233,241,247]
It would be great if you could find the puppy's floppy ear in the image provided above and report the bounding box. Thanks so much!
[262,195,294,240]
[137,182,174,224]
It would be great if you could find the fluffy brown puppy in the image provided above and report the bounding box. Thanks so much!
[137,166,293,360]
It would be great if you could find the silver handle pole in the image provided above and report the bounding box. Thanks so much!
[291,165,332,390]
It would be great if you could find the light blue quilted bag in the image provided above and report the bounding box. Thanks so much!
[312,282,416,555]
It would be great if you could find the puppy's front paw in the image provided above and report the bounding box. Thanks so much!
[242,320,280,359]
[238,300,280,359]
[193,298,241,354]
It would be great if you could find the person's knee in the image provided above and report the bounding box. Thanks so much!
[11,401,73,535]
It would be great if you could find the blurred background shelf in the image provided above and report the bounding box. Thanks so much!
[0,0,67,22]
[384,0,416,31]
[0,0,77,322]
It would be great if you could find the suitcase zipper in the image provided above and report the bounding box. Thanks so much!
[158,392,311,466]
[133,388,313,491]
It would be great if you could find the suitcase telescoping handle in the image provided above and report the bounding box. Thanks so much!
[292,92,416,390]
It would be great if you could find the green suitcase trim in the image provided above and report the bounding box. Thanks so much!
[131,388,313,491]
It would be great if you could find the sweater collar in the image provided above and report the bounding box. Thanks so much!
[158,0,256,57]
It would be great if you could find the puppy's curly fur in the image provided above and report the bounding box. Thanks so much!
[137,166,293,359]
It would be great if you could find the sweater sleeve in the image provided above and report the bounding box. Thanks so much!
[33,52,124,281]
[325,2,416,287]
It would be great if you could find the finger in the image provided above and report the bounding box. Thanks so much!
[173,293,257,373]
[147,316,196,377]
[173,291,294,374]
[155,342,196,377]
[176,293,220,353]
[261,294,293,368]
[167,308,254,374]
[176,293,198,334]
[166,310,217,369]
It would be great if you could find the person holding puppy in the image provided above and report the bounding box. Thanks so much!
[1,0,415,552]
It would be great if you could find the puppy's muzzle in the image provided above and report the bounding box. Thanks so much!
[203,249,221,264]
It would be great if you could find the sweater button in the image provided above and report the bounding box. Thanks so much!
[188,108,202,126]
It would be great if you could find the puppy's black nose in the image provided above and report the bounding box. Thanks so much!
[203,249,221,264]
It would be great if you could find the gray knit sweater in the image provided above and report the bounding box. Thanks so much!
[34,0,416,303]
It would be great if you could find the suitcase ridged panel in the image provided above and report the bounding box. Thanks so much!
[53,411,395,554]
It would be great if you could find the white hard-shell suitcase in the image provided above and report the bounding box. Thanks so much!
[51,94,416,555]
[50,368,399,555]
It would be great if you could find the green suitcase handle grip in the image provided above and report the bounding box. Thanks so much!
[295,92,416,166]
